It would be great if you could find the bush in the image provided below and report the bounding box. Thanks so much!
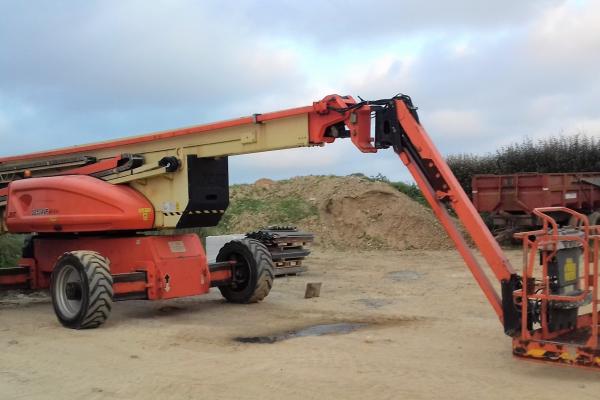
[389,181,428,207]
[0,235,23,268]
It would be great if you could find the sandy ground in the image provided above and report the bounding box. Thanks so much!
[227,176,455,251]
[1,248,600,400]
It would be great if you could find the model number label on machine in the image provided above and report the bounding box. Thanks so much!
[168,241,187,253]
[31,208,50,216]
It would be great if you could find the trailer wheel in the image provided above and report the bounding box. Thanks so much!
[588,212,600,226]
[51,251,113,329]
[216,239,274,303]
[569,212,600,228]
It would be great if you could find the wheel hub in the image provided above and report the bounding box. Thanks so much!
[231,256,250,290]
[54,264,84,319]
[65,282,82,300]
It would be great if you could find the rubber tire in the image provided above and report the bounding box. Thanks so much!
[216,239,274,303]
[569,211,600,228]
[588,211,600,226]
[51,251,113,329]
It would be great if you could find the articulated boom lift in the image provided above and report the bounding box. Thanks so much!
[1,94,599,369]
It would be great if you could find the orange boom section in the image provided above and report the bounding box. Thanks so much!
[5,175,154,233]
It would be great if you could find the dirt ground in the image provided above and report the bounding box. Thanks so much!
[2,248,600,400]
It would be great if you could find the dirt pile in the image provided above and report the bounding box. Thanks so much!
[225,175,453,250]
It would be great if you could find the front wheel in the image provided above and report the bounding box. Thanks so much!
[51,251,113,329]
[216,239,274,303]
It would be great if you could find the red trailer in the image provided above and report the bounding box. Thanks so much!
[472,172,600,239]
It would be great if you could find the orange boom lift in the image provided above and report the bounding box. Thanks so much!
[1,94,599,369]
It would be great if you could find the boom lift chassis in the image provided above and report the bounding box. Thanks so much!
[1,94,599,369]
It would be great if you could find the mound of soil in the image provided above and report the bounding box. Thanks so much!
[227,176,453,251]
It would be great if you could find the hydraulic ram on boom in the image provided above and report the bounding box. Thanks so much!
[1,94,599,369]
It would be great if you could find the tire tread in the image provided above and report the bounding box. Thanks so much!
[52,250,113,329]
[217,239,274,304]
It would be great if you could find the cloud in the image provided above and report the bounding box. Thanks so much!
[229,140,413,184]
[0,2,308,111]
[226,0,561,42]
[324,0,600,153]
[427,109,485,138]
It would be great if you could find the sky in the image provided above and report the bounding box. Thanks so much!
[0,0,599,183]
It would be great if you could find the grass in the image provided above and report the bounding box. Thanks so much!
[226,196,317,225]
[0,234,23,268]
[199,195,319,236]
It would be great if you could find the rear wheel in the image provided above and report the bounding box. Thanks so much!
[569,211,600,228]
[216,239,274,303]
[51,251,113,329]
[588,211,600,226]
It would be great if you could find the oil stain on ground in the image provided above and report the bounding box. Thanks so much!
[387,270,424,282]
[235,322,369,344]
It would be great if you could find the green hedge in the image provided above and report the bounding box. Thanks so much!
[447,134,600,194]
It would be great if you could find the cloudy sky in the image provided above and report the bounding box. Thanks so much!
[0,0,598,183]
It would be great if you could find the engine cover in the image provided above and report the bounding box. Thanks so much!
[5,175,154,233]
